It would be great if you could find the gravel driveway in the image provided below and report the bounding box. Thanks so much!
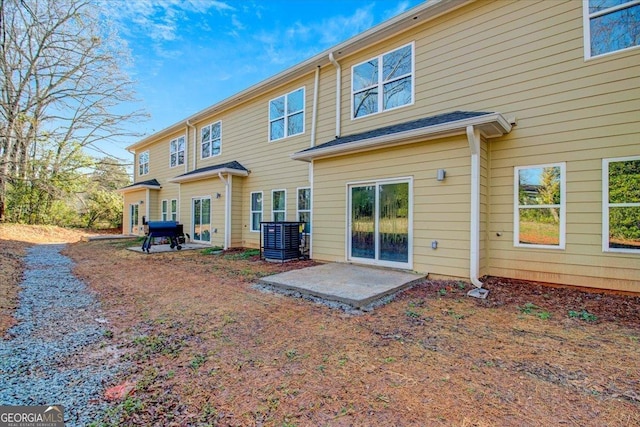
[0,244,127,426]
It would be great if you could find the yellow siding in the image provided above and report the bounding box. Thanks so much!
[122,0,639,291]
[313,136,472,277]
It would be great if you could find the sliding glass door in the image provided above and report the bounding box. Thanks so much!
[192,197,211,243]
[349,179,411,268]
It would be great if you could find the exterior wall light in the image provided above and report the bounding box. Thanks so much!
[436,169,446,181]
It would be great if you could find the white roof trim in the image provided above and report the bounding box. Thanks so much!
[290,113,512,162]
[117,183,161,194]
[168,167,249,184]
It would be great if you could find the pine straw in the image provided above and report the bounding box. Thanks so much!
[62,239,640,427]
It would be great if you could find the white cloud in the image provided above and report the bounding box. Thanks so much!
[383,0,413,20]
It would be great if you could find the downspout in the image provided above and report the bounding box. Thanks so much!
[328,52,341,138]
[311,65,320,147]
[466,126,489,299]
[145,188,150,225]
[218,172,231,250]
[186,120,196,172]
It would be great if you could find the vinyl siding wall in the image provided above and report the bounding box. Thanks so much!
[310,0,639,291]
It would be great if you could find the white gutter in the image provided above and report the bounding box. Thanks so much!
[218,172,231,250]
[328,52,341,138]
[466,125,488,299]
[311,66,320,147]
[186,120,196,172]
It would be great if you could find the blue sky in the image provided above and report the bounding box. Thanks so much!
[101,0,425,161]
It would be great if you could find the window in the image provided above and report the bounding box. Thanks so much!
[138,151,149,176]
[272,189,286,222]
[201,122,221,158]
[269,88,304,141]
[297,187,311,234]
[514,163,566,249]
[584,0,640,58]
[170,136,185,168]
[250,192,263,232]
[352,42,414,119]
[603,156,640,252]
[170,199,177,221]
[161,200,168,221]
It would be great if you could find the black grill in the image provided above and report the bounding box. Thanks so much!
[142,221,189,253]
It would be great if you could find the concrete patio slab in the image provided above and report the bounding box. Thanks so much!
[126,243,206,253]
[258,263,426,309]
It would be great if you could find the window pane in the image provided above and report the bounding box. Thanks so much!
[299,211,310,234]
[170,140,177,152]
[383,45,412,81]
[178,137,185,151]
[383,76,412,110]
[212,139,221,155]
[609,206,640,249]
[378,182,409,263]
[252,193,262,210]
[351,185,375,259]
[519,208,560,246]
[353,60,378,91]
[353,89,378,118]
[274,212,286,222]
[273,191,285,211]
[609,159,640,203]
[202,141,210,158]
[212,122,221,139]
[201,126,210,142]
[252,212,262,230]
[270,119,284,140]
[270,97,285,120]
[589,0,633,14]
[287,112,304,136]
[144,164,149,175]
[298,188,310,210]
[178,152,184,165]
[590,4,640,56]
[518,167,561,205]
[287,89,304,114]
[170,153,177,167]
[202,199,210,224]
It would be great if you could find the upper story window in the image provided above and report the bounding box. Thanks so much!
[170,136,185,168]
[352,42,414,119]
[138,151,149,176]
[201,121,221,159]
[269,87,304,141]
[584,0,640,58]
[603,156,640,253]
[514,163,566,249]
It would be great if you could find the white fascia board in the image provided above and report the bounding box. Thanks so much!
[168,167,249,184]
[290,112,512,162]
[117,184,161,194]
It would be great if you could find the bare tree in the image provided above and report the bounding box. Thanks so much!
[0,0,146,221]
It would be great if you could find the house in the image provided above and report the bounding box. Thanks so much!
[119,0,640,293]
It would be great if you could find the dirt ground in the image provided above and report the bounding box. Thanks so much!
[2,226,640,426]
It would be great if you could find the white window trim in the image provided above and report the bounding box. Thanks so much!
[351,41,415,120]
[170,199,178,222]
[169,136,185,168]
[583,0,640,59]
[138,151,149,177]
[271,189,287,221]
[297,186,311,234]
[345,176,413,270]
[201,121,222,159]
[513,163,566,250]
[250,191,263,232]
[268,87,305,142]
[161,199,168,221]
[602,155,640,253]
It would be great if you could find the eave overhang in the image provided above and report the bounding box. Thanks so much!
[291,112,513,162]
[168,162,250,184]
[117,179,162,194]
